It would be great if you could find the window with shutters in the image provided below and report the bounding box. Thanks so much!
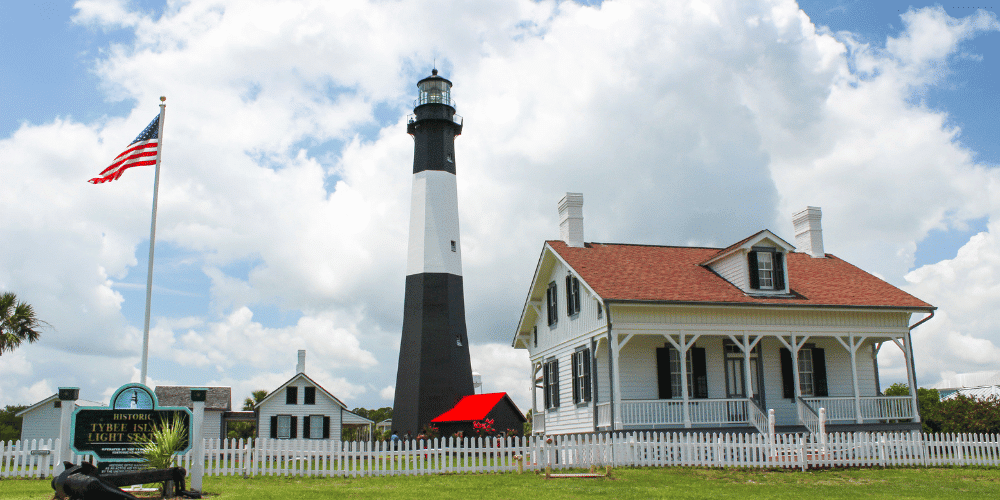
[565,276,581,317]
[571,347,591,405]
[747,248,786,292]
[546,282,558,326]
[543,358,560,409]
[309,415,324,438]
[304,387,316,405]
[798,348,815,397]
[670,350,694,397]
[286,386,298,405]
[276,415,292,439]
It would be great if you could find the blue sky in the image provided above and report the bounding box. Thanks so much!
[1,0,998,413]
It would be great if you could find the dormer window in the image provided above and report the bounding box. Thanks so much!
[757,252,774,289]
[748,248,785,291]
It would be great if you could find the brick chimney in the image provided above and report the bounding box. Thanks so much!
[558,193,584,248]
[793,207,825,258]
[296,350,306,374]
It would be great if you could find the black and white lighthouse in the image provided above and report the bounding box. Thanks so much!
[393,70,474,435]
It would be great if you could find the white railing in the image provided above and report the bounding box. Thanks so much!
[619,399,684,426]
[748,401,769,435]
[532,412,545,434]
[797,398,822,435]
[861,396,914,420]
[802,396,915,422]
[7,433,1000,477]
[619,398,754,427]
[804,397,855,421]
[597,402,612,428]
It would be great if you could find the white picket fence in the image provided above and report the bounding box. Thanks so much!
[4,432,1000,479]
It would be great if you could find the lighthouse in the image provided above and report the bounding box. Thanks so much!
[393,70,474,435]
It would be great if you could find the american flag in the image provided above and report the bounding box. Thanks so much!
[89,115,160,184]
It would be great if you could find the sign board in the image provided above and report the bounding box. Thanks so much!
[71,383,192,462]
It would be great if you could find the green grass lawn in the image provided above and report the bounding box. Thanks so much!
[3,467,999,499]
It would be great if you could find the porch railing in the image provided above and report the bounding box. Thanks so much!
[597,402,612,428]
[802,396,915,422]
[797,397,821,434]
[618,398,753,427]
[747,400,769,435]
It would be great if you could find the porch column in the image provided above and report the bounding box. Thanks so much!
[531,361,539,415]
[612,333,623,429]
[835,334,866,424]
[679,332,690,428]
[776,334,809,402]
[896,333,921,423]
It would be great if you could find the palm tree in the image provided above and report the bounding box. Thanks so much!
[0,292,46,356]
[243,389,269,411]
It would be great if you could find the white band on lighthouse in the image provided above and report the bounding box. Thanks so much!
[406,169,463,276]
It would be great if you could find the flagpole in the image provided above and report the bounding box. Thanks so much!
[140,96,166,386]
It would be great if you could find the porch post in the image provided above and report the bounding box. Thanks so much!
[743,332,754,404]
[679,332,691,428]
[612,333,623,429]
[531,361,539,416]
[850,334,862,424]
[789,334,802,399]
[901,333,921,423]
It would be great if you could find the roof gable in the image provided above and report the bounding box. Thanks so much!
[256,373,348,410]
[701,230,795,266]
[15,395,105,417]
[431,393,525,423]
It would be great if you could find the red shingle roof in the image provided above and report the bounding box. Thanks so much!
[431,393,508,423]
[548,240,933,309]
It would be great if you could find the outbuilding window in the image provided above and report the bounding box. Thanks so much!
[565,276,581,317]
[286,386,298,405]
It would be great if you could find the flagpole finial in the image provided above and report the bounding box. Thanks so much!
[160,96,166,102]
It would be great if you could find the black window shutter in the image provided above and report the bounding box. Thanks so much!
[656,346,672,399]
[692,347,708,398]
[543,362,551,409]
[573,279,581,314]
[813,348,828,397]
[565,276,572,315]
[583,350,592,402]
[323,417,330,439]
[773,253,786,290]
[286,386,297,405]
[748,252,760,289]
[303,416,311,438]
[290,416,298,438]
[780,348,794,398]
[270,416,278,438]
[571,352,580,403]
[552,359,560,407]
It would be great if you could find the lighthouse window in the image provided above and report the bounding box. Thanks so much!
[447,154,453,163]
[456,335,463,347]
[451,241,457,252]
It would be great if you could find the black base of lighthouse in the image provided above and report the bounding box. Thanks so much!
[392,272,475,436]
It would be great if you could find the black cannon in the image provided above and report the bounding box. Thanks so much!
[52,461,198,499]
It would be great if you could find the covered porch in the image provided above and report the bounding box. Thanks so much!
[605,330,919,433]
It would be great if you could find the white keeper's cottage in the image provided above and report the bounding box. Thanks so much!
[16,394,104,443]
[255,351,373,440]
[513,194,935,435]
